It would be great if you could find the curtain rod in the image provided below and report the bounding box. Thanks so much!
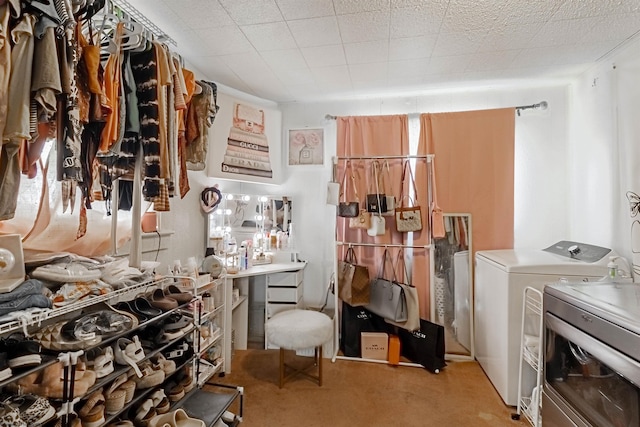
[334,154,433,161]
[336,241,431,250]
[325,101,549,120]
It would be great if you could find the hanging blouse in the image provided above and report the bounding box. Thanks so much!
[99,22,123,153]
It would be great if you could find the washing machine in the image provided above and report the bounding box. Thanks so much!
[474,241,614,406]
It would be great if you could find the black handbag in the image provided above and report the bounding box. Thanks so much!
[366,161,387,213]
[338,161,360,218]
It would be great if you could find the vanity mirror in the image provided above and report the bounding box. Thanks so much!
[205,193,292,256]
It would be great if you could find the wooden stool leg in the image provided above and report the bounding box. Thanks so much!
[318,345,323,387]
[279,348,285,388]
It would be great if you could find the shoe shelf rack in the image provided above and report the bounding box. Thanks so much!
[0,274,243,427]
[512,287,543,427]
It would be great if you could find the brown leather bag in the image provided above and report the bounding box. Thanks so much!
[338,247,370,306]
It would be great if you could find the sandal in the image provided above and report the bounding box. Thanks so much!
[149,288,178,311]
[93,347,115,378]
[133,362,165,389]
[133,398,156,426]
[104,374,128,415]
[79,388,105,427]
[113,336,145,377]
[164,285,193,304]
[132,297,163,319]
[149,389,170,414]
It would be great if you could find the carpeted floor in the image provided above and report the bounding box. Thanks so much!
[207,349,526,427]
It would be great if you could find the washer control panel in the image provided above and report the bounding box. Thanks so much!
[542,240,611,263]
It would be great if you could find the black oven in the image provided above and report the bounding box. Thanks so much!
[543,283,640,427]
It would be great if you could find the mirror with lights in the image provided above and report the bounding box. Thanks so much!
[205,193,292,259]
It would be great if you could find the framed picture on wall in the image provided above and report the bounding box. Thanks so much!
[288,128,324,166]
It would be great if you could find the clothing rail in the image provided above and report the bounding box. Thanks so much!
[111,0,177,46]
[334,154,433,161]
[336,241,431,250]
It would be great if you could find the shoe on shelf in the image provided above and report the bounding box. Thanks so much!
[86,346,115,378]
[165,382,185,402]
[150,288,179,311]
[133,362,165,390]
[133,398,156,427]
[0,402,26,427]
[158,314,193,343]
[78,388,106,427]
[1,333,42,368]
[132,297,163,319]
[149,389,170,415]
[106,422,134,427]
[148,408,205,427]
[163,285,193,304]
[114,300,148,323]
[105,374,128,415]
[4,394,56,426]
[0,352,12,381]
[152,353,176,376]
[113,336,145,377]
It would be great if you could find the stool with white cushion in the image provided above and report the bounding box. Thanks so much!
[265,309,333,388]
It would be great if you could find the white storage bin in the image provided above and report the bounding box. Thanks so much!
[267,270,303,287]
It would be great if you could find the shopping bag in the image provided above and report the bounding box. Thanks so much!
[340,302,388,357]
[337,247,370,306]
[398,319,446,373]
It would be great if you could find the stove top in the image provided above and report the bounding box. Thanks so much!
[545,282,640,335]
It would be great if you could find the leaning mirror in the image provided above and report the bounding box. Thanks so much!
[432,213,473,360]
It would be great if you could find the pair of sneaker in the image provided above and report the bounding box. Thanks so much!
[2,394,56,427]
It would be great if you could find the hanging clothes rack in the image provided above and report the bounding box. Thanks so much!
[336,241,431,250]
[335,154,433,161]
[110,0,177,46]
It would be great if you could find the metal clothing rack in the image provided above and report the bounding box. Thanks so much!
[111,0,177,46]
[332,153,435,367]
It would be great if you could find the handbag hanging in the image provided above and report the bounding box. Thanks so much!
[349,209,371,229]
[431,158,446,239]
[366,161,387,213]
[337,246,371,306]
[385,249,420,331]
[337,161,360,218]
[379,160,396,216]
[366,249,408,323]
[395,160,423,233]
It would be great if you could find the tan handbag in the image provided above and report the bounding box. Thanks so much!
[431,159,446,239]
[349,209,371,229]
[338,247,370,306]
[395,160,423,233]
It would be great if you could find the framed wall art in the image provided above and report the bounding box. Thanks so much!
[288,128,324,166]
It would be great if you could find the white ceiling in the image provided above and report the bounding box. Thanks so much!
[125,0,640,103]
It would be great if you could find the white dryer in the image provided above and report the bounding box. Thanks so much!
[474,241,614,406]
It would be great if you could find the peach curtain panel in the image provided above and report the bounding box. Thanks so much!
[418,109,515,257]
[336,115,431,319]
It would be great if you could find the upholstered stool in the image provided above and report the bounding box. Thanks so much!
[265,309,333,388]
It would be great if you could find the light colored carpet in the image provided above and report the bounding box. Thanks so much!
[208,349,527,427]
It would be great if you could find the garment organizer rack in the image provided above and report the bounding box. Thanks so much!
[332,154,435,367]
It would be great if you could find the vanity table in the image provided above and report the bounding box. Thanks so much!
[224,261,306,371]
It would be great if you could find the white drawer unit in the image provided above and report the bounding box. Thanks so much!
[267,270,303,287]
[267,281,303,302]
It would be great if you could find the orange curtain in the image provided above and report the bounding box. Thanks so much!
[418,109,515,259]
[337,115,434,318]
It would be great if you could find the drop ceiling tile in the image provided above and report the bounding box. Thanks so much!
[271,66,316,85]
[165,0,234,29]
[387,57,430,80]
[466,49,521,71]
[390,5,447,38]
[275,0,334,20]
[310,65,352,87]
[390,0,448,8]
[528,16,602,47]
[388,35,437,60]
[301,45,347,67]
[431,30,488,57]
[218,0,283,25]
[478,23,542,52]
[195,26,254,56]
[333,0,390,15]
[260,49,309,69]
[188,56,254,93]
[240,22,297,51]
[344,40,389,64]
[337,10,391,43]
[349,62,388,83]
[220,51,273,78]
[288,16,342,47]
[553,0,640,20]
[440,0,510,33]
[425,55,473,75]
[499,0,564,25]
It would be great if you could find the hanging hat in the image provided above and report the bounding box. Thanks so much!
[200,186,222,214]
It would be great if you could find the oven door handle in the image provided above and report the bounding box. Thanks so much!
[546,313,640,387]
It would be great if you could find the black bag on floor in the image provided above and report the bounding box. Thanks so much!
[398,319,446,373]
[340,302,388,357]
